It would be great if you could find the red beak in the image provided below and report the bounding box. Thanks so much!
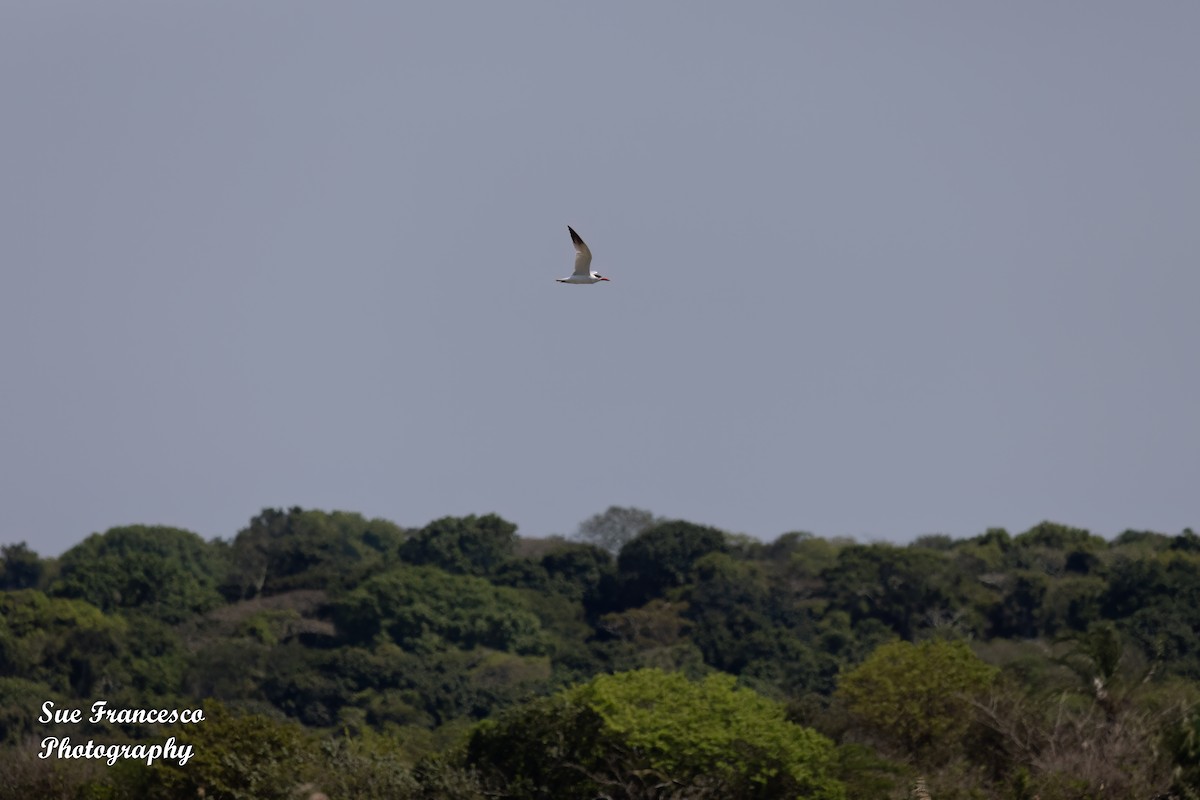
[600,277,611,281]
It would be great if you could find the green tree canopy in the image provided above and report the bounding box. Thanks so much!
[143,700,318,800]
[820,544,978,640]
[50,525,223,623]
[469,667,844,800]
[332,564,545,655]
[221,508,408,598]
[0,590,130,696]
[837,639,997,762]
[614,520,728,609]
[531,541,615,605]
[400,513,517,576]
[0,542,43,591]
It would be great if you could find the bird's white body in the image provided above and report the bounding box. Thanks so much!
[556,227,610,284]
[557,273,607,285]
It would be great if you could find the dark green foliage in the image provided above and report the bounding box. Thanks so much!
[466,693,606,798]
[0,676,60,744]
[682,552,838,694]
[974,527,1014,552]
[0,542,43,590]
[6,510,1200,800]
[221,507,407,599]
[1055,622,1127,698]
[912,533,956,550]
[400,513,517,576]
[491,540,617,612]
[121,616,188,699]
[316,564,554,726]
[0,590,129,696]
[539,541,614,603]
[141,700,318,800]
[613,519,728,609]
[1013,521,1103,552]
[332,564,545,654]
[990,572,1049,638]
[1171,528,1200,552]
[1102,552,1200,676]
[821,543,980,640]
[1112,529,1173,551]
[685,553,775,672]
[50,525,223,623]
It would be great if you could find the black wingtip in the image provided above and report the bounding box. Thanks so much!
[568,226,583,245]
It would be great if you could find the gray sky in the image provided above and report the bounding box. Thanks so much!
[2,2,1197,556]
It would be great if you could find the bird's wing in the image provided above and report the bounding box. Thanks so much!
[569,226,593,276]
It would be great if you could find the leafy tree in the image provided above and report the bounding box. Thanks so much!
[685,553,843,696]
[1012,521,1104,554]
[613,520,728,609]
[221,508,407,598]
[1111,529,1173,552]
[121,615,187,699]
[141,700,320,800]
[758,531,822,564]
[333,564,545,655]
[837,639,996,762]
[468,668,845,799]
[953,528,1012,576]
[539,542,614,604]
[1054,621,1137,717]
[1171,528,1200,552]
[1007,521,1106,577]
[684,554,774,668]
[50,525,223,623]
[182,635,271,702]
[263,640,553,728]
[400,513,517,576]
[0,542,43,590]
[15,508,1200,800]
[912,534,956,551]
[483,582,601,683]
[778,533,848,584]
[821,544,981,640]
[0,676,60,744]
[491,541,616,612]
[1041,575,1105,635]
[575,506,660,554]
[0,590,129,696]
[990,572,1049,638]
[1102,552,1200,676]
[594,598,706,675]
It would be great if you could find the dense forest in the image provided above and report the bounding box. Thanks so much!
[2,507,1200,799]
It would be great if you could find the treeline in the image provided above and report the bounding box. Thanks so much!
[2,508,1200,799]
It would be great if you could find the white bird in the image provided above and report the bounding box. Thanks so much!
[556,226,611,284]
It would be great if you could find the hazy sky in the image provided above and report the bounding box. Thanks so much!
[2,2,1197,556]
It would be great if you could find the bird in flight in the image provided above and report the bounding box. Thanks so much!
[556,226,611,284]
